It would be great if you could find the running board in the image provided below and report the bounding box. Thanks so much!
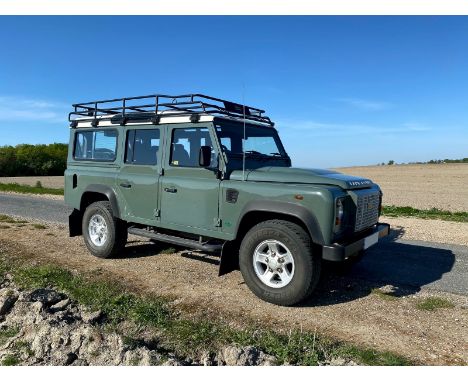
[127,227,223,253]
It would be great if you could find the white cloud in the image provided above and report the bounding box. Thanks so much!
[276,119,431,137]
[0,96,67,123]
[402,122,431,132]
[337,98,393,111]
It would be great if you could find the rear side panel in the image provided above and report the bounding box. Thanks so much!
[64,128,123,212]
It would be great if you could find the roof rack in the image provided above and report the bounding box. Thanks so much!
[69,93,274,127]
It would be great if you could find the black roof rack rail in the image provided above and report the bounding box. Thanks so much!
[69,93,274,127]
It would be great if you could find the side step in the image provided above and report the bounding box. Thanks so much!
[127,227,223,253]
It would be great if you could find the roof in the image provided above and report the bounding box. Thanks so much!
[69,93,274,128]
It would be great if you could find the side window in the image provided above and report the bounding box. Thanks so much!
[170,127,216,168]
[220,137,232,151]
[74,130,117,161]
[125,129,160,165]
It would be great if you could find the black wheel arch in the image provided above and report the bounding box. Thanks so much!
[69,184,122,238]
[80,184,121,218]
[219,201,325,276]
[234,200,325,245]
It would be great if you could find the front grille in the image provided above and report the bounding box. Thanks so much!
[355,191,380,232]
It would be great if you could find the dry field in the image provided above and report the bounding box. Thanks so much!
[337,163,468,212]
[1,163,467,212]
[0,176,64,189]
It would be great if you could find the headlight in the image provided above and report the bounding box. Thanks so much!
[335,197,345,231]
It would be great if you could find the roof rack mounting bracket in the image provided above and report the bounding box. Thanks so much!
[120,116,128,126]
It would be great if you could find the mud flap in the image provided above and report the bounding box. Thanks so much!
[69,209,83,237]
[218,240,239,276]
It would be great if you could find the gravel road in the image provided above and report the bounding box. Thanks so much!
[0,192,467,297]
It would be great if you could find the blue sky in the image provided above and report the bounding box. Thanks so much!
[0,16,467,168]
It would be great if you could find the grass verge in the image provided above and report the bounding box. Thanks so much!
[0,182,63,196]
[32,224,47,230]
[416,297,455,311]
[1,354,20,366]
[0,326,20,346]
[0,215,28,225]
[0,255,412,366]
[382,205,468,223]
[371,288,398,301]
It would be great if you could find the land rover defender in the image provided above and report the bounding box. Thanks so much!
[65,93,389,306]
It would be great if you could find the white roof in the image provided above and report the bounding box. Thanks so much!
[72,112,272,128]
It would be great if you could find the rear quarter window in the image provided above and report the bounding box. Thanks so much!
[74,130,118,161]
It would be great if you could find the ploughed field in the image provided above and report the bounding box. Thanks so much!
[1,163,467,212]
[337,163,468,212]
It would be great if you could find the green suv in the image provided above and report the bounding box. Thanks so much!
[65,93,389,306]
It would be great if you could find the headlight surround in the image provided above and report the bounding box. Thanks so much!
[334,197,345,232]
[378,190,383,216]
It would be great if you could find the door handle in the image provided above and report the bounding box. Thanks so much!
[120,182,132,189]
[164,187,177,193]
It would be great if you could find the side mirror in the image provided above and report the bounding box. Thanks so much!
[199,146,212,167]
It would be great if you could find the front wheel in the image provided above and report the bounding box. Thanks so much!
[82,201,128,258]
[239,220,321,306]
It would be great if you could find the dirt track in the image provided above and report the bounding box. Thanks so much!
[0,222,467,366]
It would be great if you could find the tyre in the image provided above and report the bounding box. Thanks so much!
[239,219,321,306]
[82,201,128,258]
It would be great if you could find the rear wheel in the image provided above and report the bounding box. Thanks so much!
[82,201,127,258]
[239,220,321,306]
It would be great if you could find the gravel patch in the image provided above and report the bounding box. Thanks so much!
[381,216,468,247]
[0,191,63,201]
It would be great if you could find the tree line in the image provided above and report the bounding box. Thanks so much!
[0,143,68,177]
[378,158,468,166]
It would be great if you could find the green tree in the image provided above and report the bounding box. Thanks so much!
[0,143,68,176]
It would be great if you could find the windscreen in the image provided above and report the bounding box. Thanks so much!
[214,122,287,159]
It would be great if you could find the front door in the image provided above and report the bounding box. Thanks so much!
[116,127,162,224]
[160,124,220,234]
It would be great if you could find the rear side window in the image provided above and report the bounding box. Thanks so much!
[74,130,117,161]
[125,129,160,165]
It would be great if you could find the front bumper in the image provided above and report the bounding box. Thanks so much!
[322,223,390,262]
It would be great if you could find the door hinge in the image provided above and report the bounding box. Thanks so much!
[214,218,222,227]
[159,168,164,176]
[154,209,160,218]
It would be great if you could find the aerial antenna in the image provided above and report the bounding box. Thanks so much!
[242,84,246,181]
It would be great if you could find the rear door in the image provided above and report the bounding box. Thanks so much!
[116,126,162,224]
[159,124,221,234]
